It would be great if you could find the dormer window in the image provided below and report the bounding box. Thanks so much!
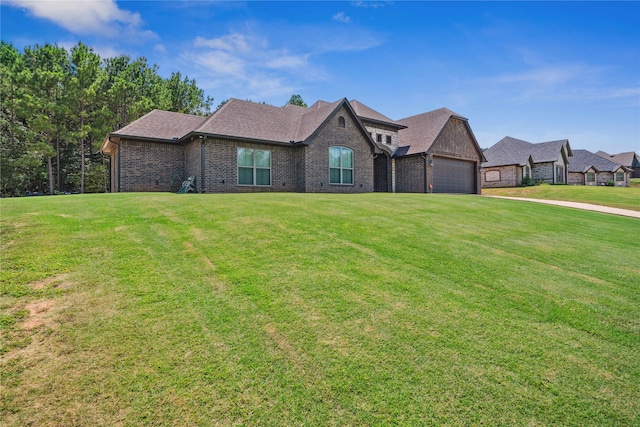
[338,116,346,128]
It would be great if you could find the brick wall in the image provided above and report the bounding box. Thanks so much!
[196,137,304,193]
[304,105,374,193]
[568,172,585,185]
[396,155,425,193]
[118,139,184,192]
[533,162,554,183]
[482,165,520,188]
[184,139,202,192]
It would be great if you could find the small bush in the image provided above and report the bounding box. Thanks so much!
[521,176,532,186]
[606,179,615,187]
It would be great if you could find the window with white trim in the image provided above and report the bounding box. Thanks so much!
[238,148,271,186]
[587,172,595,182]
[616,172,624,181]
[329,146,354,185]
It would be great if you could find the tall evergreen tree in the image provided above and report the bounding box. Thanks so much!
[21,43,69,195]
[0,40,216,196]
[68,42,102,193]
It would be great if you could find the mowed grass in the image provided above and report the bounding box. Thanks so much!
[1,193,639,426]
[483,183,640,211]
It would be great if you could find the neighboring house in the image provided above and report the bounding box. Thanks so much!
[101,98,486,194]
[481,147,534,189]
[596,151,640,178]
[481,136,572,188]
[568,150,631,186]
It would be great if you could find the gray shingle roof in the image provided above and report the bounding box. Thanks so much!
[569,149,627,173]
[396,108,465,156]
[530,139,572,163]
[603,151,640,168]
[482,137,533,167]
[482,136,571,166]
[349,100,406,129]
[195,99,310,143]
[105,98,377,150]
[111,110,208,141]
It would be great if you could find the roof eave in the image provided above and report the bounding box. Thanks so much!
[360,117,408,130]
[195,131,299,147]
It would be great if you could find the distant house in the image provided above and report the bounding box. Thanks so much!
[596,151,640,179]
[481,136,572,188]
[568,149,630,186]
[101,99,486,194]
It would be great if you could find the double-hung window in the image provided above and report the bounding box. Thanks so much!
[238,148,271,186]
[587,172,595,183]
[329,146,354,185]
[616,172,624,181]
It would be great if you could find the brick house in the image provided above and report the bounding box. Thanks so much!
[596,151,640,179]
[101,98,485,194]
[481,136,572,188]
[568,149,630,186]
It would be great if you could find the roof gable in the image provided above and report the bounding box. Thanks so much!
[301,98,384,154]
[610,151,640,168]
[530,139,571,163]
[396,108,462,156]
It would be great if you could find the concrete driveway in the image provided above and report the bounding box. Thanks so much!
[485,196,640,219]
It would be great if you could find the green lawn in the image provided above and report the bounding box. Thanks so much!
[1,193,639,426]
[483,183,640,211]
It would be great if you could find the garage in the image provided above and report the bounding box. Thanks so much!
[432,156,476,194]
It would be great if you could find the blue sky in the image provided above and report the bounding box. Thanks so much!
[2,1,639,153]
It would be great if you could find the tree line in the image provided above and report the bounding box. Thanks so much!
[0,41,214,197]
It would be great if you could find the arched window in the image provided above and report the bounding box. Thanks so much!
[329,146,353,184]
[338,116,346,128]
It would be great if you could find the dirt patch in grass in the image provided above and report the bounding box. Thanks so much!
[28,273,72,290]
[21,300,58,330]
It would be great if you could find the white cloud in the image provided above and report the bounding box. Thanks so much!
[351,1,390,9]
[183,23,382,102]
[154,44,167,55]
[265,54,310,70]
[184,31,322,100]
[5,0,156,39]
[189,50,247,76]
[488,64,593,86]
[194,34,253,53]
[477,63,640,104]
[333,12,351,24]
